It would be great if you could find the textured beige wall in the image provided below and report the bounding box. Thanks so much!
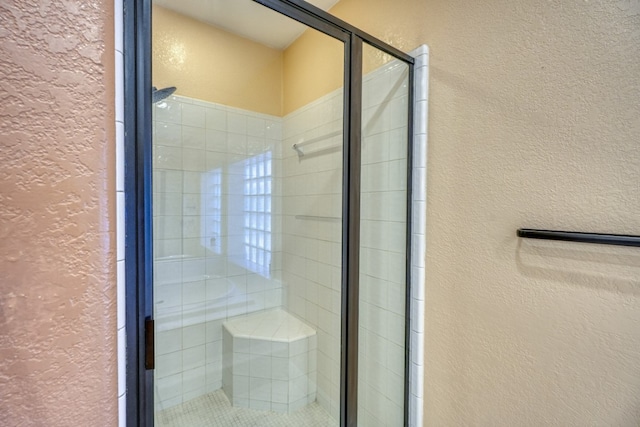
[321,0,640,425]
[153,6,284,116]
[0,1,118,426]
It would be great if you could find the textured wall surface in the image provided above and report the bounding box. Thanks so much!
[421,1,640,424]
[322,0,640,425]
[0,0,118,425]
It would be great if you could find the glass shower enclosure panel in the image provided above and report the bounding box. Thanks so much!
[151,0,344,425]
[358,42,411,426]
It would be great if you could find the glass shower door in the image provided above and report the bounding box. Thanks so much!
[357,42,411,426]
[151,0,346,425]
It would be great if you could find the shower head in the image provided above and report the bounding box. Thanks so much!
[152,86,177,104]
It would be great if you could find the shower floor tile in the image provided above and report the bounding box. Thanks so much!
[155,390,335,427]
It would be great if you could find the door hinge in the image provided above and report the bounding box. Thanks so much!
[145,317,154,370]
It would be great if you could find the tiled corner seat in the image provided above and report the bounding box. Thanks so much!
[222,309,317,413]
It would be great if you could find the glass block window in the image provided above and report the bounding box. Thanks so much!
[243,152,272,277]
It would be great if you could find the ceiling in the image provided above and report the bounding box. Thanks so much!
[153,0,340,50]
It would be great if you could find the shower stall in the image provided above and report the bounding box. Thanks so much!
[126,0,427,425]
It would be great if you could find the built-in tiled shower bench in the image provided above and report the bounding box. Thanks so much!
[222,309,317,413]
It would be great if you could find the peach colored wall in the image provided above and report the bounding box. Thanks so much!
[282,28,393,115]
[282,29,344,115]
[316,0,640,425]
[153,6,284,116]
[0,1,118,426]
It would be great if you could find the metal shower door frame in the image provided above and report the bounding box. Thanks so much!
[123,1,415,425]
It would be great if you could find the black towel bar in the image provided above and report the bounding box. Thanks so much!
[517,229,640,248]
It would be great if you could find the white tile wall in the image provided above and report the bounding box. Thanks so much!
[359,58,411,427]
[282,89,344,421]
[281,46,429,426]
[408,44,429,427]
[152,96,285,411]
[114,0,126,424]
